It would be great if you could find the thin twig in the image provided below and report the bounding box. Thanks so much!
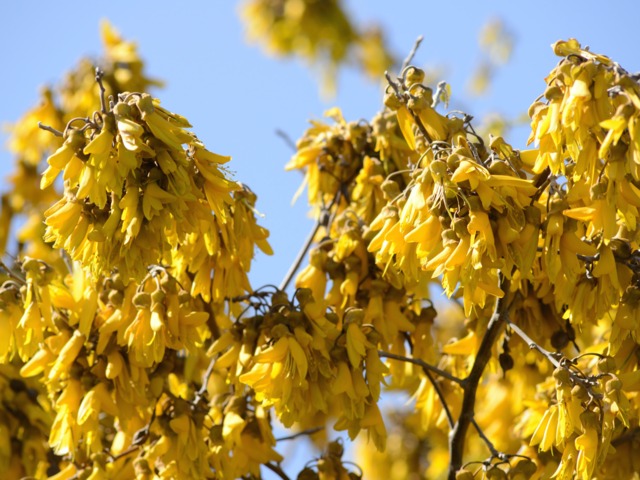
[471,418,500,458]
[401,35,424,73]
[37,122,63,137]
[405,335,455,429]
[264,462,291,480]
[193,357,217,406]
[448,275,511,479]
[276,426,324,442]
[506,318,601,397]
[95,67,107,114]
[279,190,340,291]
[378,351,464,386]
[279,221,321,292]
[505,320,561,369]
[275,129,297,152]
[424,369,455,429]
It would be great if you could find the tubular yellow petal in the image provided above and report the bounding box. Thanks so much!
[397,106,417,150]
[255,337,289,363]
[288,337,308,380]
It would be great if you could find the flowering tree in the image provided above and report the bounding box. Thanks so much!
[2,5,640,480]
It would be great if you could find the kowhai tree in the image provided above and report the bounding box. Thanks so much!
[1,4,640,480]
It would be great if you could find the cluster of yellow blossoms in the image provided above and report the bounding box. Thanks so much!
[4,15,640,479]
[241,0,395,92]
[287,39,640,479]
[0,22,280,480]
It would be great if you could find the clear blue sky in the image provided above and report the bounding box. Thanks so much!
[1,1,638,475]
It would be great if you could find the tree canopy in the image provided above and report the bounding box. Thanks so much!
[2,4,640,480]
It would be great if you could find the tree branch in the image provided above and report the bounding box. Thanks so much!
[401,35,424,73]
[448,275,511,479]
[471,418,500,459]
[405,337,455,429]
[276,426,324,442]
[279,220,321,292]
[505,319,561,369]
[279,190,341,292]
[424,369,455,430]
[264,462,291,480]
[378,350,464,386]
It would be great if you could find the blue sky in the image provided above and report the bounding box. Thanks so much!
[1,1,638,475]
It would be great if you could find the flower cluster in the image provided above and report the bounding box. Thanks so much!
[241,0,395,92]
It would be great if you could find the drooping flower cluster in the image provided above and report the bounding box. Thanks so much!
[241,0,395,92]
[39,88,271,301]
[210,288,388,451]
[1,21,160,260]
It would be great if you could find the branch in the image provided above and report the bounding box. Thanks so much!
[401,35,424,73]
[384,72,433,144]
[378,350,464,386]
[275,129,297,152]
[279,220,321,292]
[264,462,291,480]
[448,275,511,479]
[95,67,107,114]
[404,336,455,430]
[505,319,561,369]
[276,426,324,442]
[37,122,63,137]
[471,418,500,459]
[279,190,341,292]
[424,369,455,430]
[506,318,602,397]
[193,356,217,407]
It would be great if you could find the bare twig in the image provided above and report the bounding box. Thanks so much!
[279,220,322,292]
[264,462,291,480]
[37,122,63,137]
[506,317,602,397]
[401,35,424,73]
[193,356,217,406]
[95,67,107,114]
[506,319,561,369]
[448,275,511,479]
[378,350,464,386]
[275,129,297,152]
[404,336,455,429]
[276,426,324,442]
[424,369,455,429]
[471,418,501,459]
[279,190,340,292]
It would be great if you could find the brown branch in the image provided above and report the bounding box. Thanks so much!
[423,369,455,430]
[401,35,424,73]
[276,426,324,442]
[405,337,455,430]
[193,356,217,406]
[37,122,63,137]
[506,319,561,369]
[264,462,291,480]
[448,275,511,479]
[95,67,107,114]
[279,220,322,292]
[378,350,464,386]
[471,418,500,459]
[506,318,602,399]
[279,190,341,292]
